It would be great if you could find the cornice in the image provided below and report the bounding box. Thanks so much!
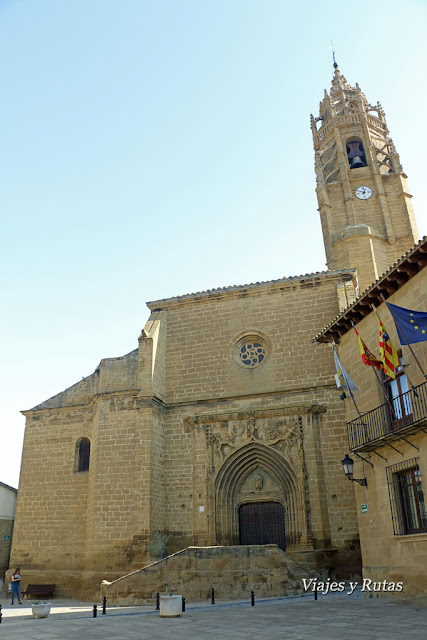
[183,403,327,427]
[21,389,141,417]
[22,383,336,417]
[147,269,355,310]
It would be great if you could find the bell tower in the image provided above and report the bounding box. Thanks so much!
[311,62,419,293]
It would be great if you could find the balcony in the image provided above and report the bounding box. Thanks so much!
[348,381,427,451]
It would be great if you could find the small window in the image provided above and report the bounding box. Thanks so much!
[387,458,427,535]
[76,438,90,472]
[346,140,367,169]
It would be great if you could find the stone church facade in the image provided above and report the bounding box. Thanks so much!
[8,65,419,599]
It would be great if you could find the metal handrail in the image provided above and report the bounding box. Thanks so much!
[347,381,427,450]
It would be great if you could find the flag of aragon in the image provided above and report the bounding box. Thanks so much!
[386,302,427,345]
[379,320,399,379]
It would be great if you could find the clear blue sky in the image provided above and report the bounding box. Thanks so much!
[1,0,427,488]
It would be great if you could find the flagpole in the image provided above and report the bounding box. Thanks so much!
[331,343,362,416]
[381,293,427,379]
[370,303,418,392]
[351,321,397,416]
[332,341,369,447]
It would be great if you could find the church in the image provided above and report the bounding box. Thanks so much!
[8,64,420,600]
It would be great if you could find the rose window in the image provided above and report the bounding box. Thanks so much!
[238,340,266,367]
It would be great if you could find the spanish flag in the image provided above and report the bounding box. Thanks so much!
[354,326,382,369]
[379,320,399,379]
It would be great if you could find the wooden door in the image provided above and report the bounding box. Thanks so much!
[239,502,286,551]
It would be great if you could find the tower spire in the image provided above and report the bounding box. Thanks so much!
[311,68,419,292]
[330,42,338,70]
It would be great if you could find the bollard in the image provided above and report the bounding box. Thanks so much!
[211,586,215,605]
[314,590,318,601]
[156,592,160,610]
[0,603,2,624]
[93,604,97,618]
[102,596,107,614]
[251,590,255,606]
[182,597,185,612]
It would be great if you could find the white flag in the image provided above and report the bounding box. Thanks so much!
[333,346,358,397]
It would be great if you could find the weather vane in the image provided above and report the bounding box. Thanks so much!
[329,42,338,69]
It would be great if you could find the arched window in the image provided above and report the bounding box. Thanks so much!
[346,139,367,169]
[76,438,90,472]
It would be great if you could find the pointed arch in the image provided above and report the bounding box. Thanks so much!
[213,443,305,549]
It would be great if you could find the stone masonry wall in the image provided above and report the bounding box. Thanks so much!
[318,168,418,293]
[102,545,311,605]
[151,273,354,405]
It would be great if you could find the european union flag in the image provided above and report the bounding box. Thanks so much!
[387,302,427,345]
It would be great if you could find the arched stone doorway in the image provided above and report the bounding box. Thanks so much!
[213,443,305,549]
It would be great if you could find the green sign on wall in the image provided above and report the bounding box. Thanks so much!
[3,535,10,540]
[361,504,368,514]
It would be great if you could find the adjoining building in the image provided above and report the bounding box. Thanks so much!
[0,481,18,590]
[316,237,427,595]
[7,64,421,600]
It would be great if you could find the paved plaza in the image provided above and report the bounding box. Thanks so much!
[1,593,427,639]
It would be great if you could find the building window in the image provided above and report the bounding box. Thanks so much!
[76,438,90,472]
[386,362,413,428]
[386,458,427,535]
[346,139,367,169]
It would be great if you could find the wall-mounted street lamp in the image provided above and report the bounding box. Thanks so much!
[341,454,367,487]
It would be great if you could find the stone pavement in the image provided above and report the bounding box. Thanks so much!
[1,593,427,639]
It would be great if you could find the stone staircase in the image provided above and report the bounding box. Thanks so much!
[101,544,313,605]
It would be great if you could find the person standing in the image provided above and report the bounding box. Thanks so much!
[11,567,22,605]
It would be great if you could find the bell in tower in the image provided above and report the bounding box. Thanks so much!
[311,60,419,293]
[346,141,367,169]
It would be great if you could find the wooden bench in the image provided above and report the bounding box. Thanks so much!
[21,584,56,599]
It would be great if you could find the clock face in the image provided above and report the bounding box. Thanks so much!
[355,185,373,200]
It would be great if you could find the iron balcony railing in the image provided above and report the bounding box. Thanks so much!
[348,381,427,450]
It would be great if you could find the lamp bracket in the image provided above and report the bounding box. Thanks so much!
[352,478,367,487]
